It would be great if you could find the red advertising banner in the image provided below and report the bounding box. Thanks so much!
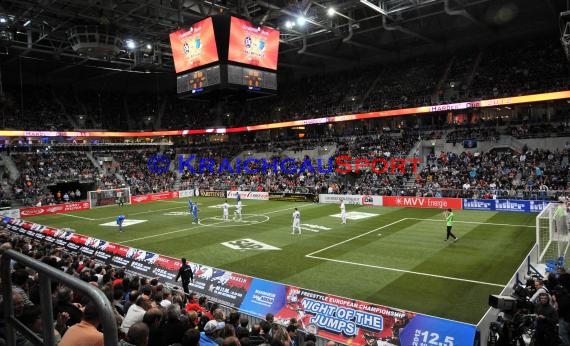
[382,196,463,209]
[130,191,179,204]
[169,17,219,73]
[228,16,280,70]
[20,202,91,217]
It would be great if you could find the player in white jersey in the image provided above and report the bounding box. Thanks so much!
[233,193,242,221]
[222,200,230,221]
[292,208,301,235]
[340,199,346,224]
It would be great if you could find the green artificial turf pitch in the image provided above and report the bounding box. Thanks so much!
[23,197,537,324]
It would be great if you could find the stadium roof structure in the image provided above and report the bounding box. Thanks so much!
[0,0,565,77]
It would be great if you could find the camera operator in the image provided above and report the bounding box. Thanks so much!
[530,279,550,304]
[553,286,570,346]
[534,292,559,346]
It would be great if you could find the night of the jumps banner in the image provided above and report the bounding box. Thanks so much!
[239,280,475,345]
[0,217,476,345]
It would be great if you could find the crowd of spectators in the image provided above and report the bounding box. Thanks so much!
[10,152,98,206]
[0,231,320,346]
[409,146,570,199]
[5,127,570,205]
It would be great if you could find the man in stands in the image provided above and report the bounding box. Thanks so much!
[121,295,152,334]
[534,293,558,346]
[59,301,103,346]
[118,321,149,346]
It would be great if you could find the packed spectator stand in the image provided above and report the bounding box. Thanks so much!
[1,38,569,132]
[0,229,316,346]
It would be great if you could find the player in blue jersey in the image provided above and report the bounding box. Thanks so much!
[188,199,194,216]
[116,215,126,232]
[192,203,199,224]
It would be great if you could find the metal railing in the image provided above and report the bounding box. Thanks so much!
[0,249,118,346]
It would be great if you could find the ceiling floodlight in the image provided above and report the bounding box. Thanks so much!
[359,0,388,16]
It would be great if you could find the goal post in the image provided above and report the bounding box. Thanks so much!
[88,187,131,208]
[536,202,569,265]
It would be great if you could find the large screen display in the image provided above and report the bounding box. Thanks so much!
[169,17,219,73]
[228,16,280,70]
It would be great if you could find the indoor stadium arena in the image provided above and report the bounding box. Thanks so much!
[0,0,568,345]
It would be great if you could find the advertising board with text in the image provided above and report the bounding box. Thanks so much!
[19,202,90,217]
[226,190,269,200]
[319,194,382,206]
[383,196,463,210]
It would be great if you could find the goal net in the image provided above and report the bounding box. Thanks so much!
[536,202,569,264]
[88,187,131,208]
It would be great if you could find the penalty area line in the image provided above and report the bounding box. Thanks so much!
[306,218,409,257]
[59,213,96,221]
[407,217,535,228]
[306,254,504,287]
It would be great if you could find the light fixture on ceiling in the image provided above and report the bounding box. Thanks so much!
[125,39,136,49]
[359,0,388,16]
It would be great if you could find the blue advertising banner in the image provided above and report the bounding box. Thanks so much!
[494,199,530,212]
[529,200,550,212]
[239,278,287,317]
[462,199,495,211]
[462,199,550,213]
[400,314,477,346]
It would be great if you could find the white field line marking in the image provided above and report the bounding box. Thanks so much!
[120,203,318,244]
[306,219,408,257]
[59,213,96,221]
[306,254,504,287]
[306,217,505,287]
[93,205,188,220]
[406,217,535,228]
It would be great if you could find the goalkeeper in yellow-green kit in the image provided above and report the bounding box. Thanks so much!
[445,208,458,242]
